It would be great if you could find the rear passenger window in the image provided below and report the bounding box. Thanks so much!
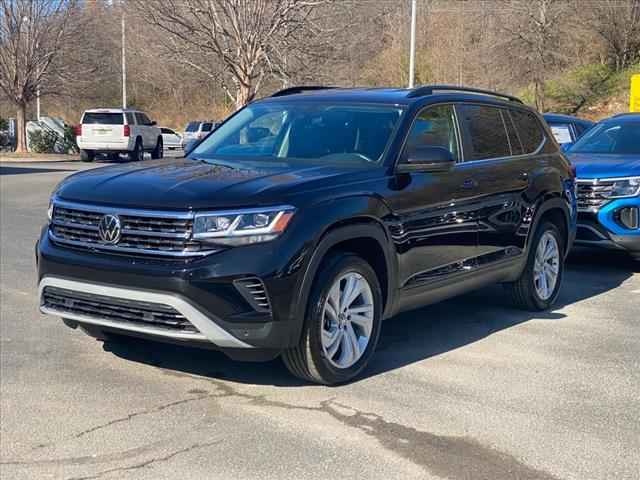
[511,110,544,153]
[460,105,510,160]
[504,113,524,155]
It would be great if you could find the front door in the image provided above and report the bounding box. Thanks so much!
[386,104,479,289]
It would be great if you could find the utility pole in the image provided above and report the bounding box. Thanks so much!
[121,8,127,109]
[408,0,417,88]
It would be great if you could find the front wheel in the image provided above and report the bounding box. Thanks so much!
[282,253,383,385]
[505,221,564,311]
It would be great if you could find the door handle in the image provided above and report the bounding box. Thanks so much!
[462,178,478,189]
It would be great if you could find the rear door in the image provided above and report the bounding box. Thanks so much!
[135,112,154,148]
[457,103,531,266]
[81,112,125,144]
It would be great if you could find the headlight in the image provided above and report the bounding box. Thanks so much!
[193,206,295,246]
[608,177,640,198]
[47,198,54,221]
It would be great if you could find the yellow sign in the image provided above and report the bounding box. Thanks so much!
[631,74,640,112]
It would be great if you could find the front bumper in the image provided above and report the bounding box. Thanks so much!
[575,197,640,256]
[36,228,308,351]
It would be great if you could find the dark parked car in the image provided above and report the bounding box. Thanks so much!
[543,113,594,148]
[567,113,640,260]
[37,85,576,384]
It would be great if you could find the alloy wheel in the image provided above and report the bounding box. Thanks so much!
[533,231,560,300]
[321,272,374,369]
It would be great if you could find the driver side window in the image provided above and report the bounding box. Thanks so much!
[405,105,459,162]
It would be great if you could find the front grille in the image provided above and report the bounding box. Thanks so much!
[42,286,199,333]
[576,180,615,212]
[50,203,212,257]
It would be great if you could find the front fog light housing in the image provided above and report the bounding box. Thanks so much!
[618,207,639,230]
[193,206,295,246]
[609,177,640,198]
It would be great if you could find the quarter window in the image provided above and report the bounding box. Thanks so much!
[404,105,459,162]
[511,109,544,154]
[460,105,510,160]
[125,112,135,125]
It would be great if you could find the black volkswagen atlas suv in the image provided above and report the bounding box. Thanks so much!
[37,86,577,384]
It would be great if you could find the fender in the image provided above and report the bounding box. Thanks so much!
[285,196,399,346]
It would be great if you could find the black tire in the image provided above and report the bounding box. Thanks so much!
[80,149,94,162]
[151,137,163,159]
[106,152,119,161]
[505,221,564,311]
[282,252,383,385]
[128,139,143,162]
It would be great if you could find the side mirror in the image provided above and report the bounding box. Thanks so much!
[150,120,157,126]
[560,142,574,152]
[397,146,455,173]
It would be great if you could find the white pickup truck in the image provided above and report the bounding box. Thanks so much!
[75,108,163,162]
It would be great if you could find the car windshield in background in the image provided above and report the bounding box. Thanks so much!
[185,122,200,132]
[190,102,404,167]
[82,113,124,125]
[571,121,640,155]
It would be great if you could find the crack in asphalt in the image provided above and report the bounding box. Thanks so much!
[7,371,559,480]
[65,440,223,480]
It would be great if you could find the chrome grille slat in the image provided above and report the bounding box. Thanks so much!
[576,180,615,212]
[42,286,199,332]
[50,201,213,258]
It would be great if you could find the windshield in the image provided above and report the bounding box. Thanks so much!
[571,120,640,154]
[190,102,404,168]
[185,122,200,132]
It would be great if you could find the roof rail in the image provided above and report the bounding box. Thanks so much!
[407,84,523,104]
[271,86,337,97]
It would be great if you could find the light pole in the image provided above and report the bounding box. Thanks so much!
[408,0,417,89]
[121,9,127,109]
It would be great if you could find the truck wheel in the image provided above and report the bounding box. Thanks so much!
[128,139,143,162]
[505,221,564,311]
[80,149,94,162]
[282,253,383,385]
[151,137,163,159]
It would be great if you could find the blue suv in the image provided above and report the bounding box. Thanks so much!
[568,114,640,260]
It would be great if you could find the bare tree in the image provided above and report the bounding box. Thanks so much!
[498,0,570,111]
[589,0,640,72]
[133,0,335,109]
[0,0,80,152]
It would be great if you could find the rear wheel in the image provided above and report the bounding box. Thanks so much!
[128,138,143,162]
[151,137,163,159]
[282,253,382,385]
[80,149,94,162]
[505,221,564,311]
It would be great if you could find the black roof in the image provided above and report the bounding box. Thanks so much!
[260,85,527,108]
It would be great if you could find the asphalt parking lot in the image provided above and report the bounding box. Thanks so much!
[1,161,639,480]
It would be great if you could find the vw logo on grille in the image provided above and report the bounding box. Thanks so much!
[98,214,122,244]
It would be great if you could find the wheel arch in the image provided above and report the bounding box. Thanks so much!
[527,197,574,259]
[288,218,398,347]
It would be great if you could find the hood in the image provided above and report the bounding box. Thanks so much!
[568,153,640,179]
[54,159,376,210]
